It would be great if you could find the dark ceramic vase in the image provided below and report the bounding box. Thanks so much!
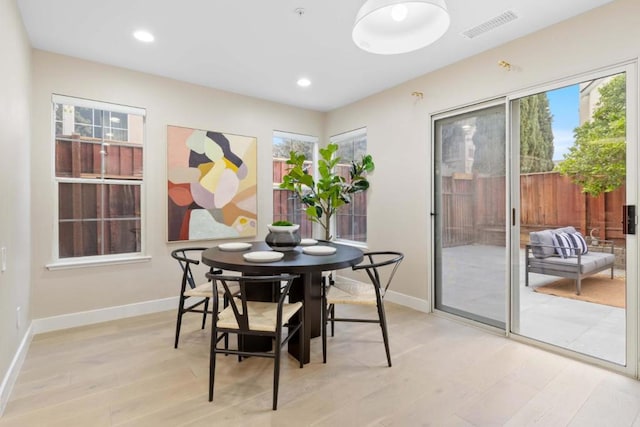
[265,224,301,251]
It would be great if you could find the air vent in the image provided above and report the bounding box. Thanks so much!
[462,10,518,39]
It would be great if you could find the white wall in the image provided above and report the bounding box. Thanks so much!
[30,51,325,319]
[0,0,32,413]
[326,0,640,302]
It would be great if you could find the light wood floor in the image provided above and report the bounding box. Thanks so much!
[2,303,640,426]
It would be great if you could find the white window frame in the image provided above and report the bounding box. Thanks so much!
[47,95,149,270]
[330,127,368,246]
[272,130,319,237]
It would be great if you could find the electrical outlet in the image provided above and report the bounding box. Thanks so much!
[1,247,6,272]
[16,306,21,330]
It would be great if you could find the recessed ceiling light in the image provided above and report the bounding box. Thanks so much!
[297,78,311,87]
[133,30,154,43]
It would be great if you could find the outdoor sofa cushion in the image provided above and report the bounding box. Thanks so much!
[530,226,577,258]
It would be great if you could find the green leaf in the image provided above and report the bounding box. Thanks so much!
[278,141,374,232]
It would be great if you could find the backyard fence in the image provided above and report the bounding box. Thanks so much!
[441,171,625,248]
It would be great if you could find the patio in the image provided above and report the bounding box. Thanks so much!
[441,244,625,365]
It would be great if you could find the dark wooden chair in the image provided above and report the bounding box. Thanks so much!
[171,247,224,349]
[322,251,404,367]
[206,273,304,410]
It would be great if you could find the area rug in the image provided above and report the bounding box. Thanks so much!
[533,274,625,308]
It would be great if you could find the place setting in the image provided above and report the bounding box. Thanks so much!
[302,245,336,256]
[217,242,252,252]
[299,238,318,246]
[242,250,285,263]
[217,240,285,262]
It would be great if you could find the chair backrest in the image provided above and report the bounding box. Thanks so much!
[205,273,299,332]
[353,251,404,296]
[171,247,209,290]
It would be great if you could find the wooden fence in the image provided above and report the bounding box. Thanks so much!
[441,171,625,248]
[56,136,142,257]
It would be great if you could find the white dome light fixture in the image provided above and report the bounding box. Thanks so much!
[352,0,450,55]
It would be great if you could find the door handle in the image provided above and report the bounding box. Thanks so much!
[623,205,636,235]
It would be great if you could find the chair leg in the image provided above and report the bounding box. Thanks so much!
[377,302,392,367]
[322,298,327,364]
[223,296,229,351]
[273,340,281,410]
[330,304,335,337]
[300,307,305,369]
[209,324,218,402]
[202,298,209,330]
[174,297,185,349]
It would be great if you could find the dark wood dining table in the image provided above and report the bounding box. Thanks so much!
[201,240,363,363]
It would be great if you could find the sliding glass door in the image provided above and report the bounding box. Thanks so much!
[433,64,637,374]
[433,101,507,329]
[510,67,637,370]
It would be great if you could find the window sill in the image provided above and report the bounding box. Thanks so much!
[333,239,368,250]
[46,255,152,271]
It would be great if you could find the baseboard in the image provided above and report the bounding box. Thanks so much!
[385,289,430,313]
[31,297,179,335]
[0,324,33,417]
[334,275,430,313]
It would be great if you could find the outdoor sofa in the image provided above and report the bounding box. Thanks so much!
[525,226,615,295]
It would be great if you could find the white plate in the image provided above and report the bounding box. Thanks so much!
[299,238,318,246]
[243,251,284,263]
[303,246,336,256]
[218,242,252,252]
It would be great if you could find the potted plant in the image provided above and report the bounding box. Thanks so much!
[266,220,301,251]
[279,143,374,240]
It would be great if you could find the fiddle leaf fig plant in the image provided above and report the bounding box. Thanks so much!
[280,142,374,240]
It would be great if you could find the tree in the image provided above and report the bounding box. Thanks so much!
[519,93,555,173]
[557,75,626,196]
[472,108,507,175]
[470,93,554,176]
[273,137,313,159]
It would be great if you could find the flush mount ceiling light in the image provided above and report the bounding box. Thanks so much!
[352,0,450,55]
[133,30,154,43]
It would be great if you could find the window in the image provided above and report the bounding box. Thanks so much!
[330,128,368,243]
[53,95,145,261]
[272,131,317,239]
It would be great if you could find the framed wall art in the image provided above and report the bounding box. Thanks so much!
[167,125,257,241]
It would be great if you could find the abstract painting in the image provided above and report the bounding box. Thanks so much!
[167,125,257,241]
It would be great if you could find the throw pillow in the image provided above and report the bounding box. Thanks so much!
[567,231,588,255]
[529,230,556,258]
[552,232,574,258]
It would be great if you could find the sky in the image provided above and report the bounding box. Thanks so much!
[546,84,580,161]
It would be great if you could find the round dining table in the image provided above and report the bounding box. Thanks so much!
[201,240,363,364]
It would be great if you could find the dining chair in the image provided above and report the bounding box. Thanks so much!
[321,251,404,367]
[171,247,224,349]
[206,272,304,410]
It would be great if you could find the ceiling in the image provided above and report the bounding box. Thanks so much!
[17,0,614,112]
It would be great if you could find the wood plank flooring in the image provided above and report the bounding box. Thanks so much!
[2,303,640,426]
